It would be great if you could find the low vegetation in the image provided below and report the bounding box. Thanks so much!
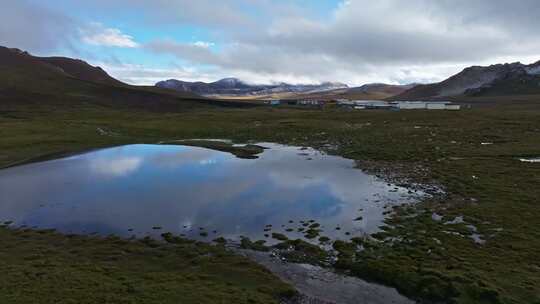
[0,227,294,304]
[1,99,539,303]
[160,139,265,159]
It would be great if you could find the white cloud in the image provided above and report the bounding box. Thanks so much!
[90,157,143,177]
[80,22,138,48]
[192,41,215,49]
[94,61,222,85]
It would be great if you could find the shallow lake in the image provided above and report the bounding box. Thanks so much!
[0,143,421,243]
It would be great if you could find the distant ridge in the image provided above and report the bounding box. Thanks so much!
[156,78,348,97]
[395,61,540,100]
[283,83,416,101]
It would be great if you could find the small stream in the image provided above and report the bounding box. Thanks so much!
[242,250,414,304]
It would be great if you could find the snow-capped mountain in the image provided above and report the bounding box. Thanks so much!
[155,78,348,96]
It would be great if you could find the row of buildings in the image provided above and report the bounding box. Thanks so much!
[336,100,461,110]
[264,99,324,106]
[264,99,461,110]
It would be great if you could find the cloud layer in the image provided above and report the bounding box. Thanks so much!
[2,0,540,85]
[143,0,540,84]
[0,1,77,52]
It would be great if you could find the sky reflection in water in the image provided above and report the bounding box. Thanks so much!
[0,144,420,242]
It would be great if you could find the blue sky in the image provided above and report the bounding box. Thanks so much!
[2,0,540,86]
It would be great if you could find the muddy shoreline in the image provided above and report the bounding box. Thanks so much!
[239,249,415,304]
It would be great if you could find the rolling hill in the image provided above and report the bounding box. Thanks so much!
[0,46,250,111]
[394,61,540,100]
[37,56,127,87]
[294,83,417,101]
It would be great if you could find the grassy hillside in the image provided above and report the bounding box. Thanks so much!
[37,56,127,87]
[0,46,255,112]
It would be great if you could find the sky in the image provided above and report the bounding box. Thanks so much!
[1,0,540,86]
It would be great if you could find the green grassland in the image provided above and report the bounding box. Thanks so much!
[0,228,295,304]
[1,100,540,303]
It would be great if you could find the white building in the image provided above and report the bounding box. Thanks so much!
[392,101,428,109]
[445,104,461,110]
[426,102,447,110]
[298,100,324,106]
[339,99,462,111]
[392,101,461,111]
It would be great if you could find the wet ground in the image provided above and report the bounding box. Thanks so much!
[241,249,415,304]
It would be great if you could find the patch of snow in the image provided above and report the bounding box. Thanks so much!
[526,65,540,75]
[96,128,107,135]
[471,233,486,245]
[444,216,464,225]
[519,157,540,163]
[466,224,478,232]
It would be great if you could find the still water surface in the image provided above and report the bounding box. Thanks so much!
[0,143,420,242]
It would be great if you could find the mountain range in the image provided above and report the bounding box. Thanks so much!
[156,60,540,101]
[155,78,349,98]
[2,45,539,109]
[156,61,540,101]
[155,78,420,100]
